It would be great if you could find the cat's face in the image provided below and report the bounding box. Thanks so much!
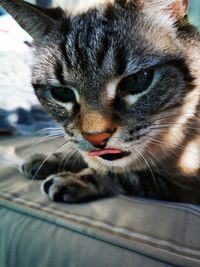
[2,0,195,172]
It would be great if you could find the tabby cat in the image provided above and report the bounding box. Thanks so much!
[2,0,200,203]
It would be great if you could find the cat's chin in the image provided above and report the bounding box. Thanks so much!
[80,150,144,173]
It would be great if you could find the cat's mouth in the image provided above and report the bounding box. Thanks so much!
[89,149,131,161]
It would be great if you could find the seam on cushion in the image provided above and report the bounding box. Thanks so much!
[0,191,199,251]
[121,196,200,216]
[0,204,182,267]
[0,191,200,254]
[0,204,199,267]
[1,191,199,253]
[0,192,200,263]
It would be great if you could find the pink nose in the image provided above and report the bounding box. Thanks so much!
[82,129,115,147]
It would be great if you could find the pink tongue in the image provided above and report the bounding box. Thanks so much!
[89,149,122,157]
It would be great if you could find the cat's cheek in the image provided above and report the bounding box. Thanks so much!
[41,103,73,124]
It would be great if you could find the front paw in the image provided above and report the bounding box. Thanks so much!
[41,169,98,203]
[22,154,59,180]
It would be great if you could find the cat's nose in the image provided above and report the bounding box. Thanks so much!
[82,129,116,148]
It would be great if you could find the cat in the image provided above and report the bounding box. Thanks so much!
[2,0,200,204]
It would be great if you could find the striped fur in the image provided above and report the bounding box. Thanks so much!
[2,0,200,203]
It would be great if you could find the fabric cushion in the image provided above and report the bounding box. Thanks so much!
[0,137,200,267]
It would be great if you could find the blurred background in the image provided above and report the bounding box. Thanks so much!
[14,0,200,28]
[0,0,199,137]
[16,0,200,28]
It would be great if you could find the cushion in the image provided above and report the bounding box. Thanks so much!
[0,136,200,267]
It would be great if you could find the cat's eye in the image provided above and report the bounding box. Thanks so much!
[118,69,154,95]
[50,87,76,103]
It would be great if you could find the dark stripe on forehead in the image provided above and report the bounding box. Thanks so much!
[74,29,90,70]
[74,33,86,68]
[104,4,118,20]
[60,17,72,69]
[54,61,65,84]
[115,46,127,75]
[96,35,110,67]
[61,42,72,69]
[115,0,127,8]
[60,16,71,34]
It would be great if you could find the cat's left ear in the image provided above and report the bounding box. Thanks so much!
[0,0,65,41]
[168,0,189,18]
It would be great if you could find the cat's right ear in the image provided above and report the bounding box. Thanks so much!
[0,0,65,41]
[168,0,189,18]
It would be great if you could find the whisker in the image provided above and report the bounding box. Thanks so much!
[151,123,200,130]
[149,124,200,136]
[146,135,199,160]
[71,150,81,171]
[31,141,71,182]
[149,137,182,160]
[22,133,65,157]
[142,148,160,173]
[133,148,159,190]
[153,110,196,120]
[145,134,185,151]
[59,146,76,172]
[35,127,65,135]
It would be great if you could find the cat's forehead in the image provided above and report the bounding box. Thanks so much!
[68,3,172,43]
[61,5,178,76]
[33,2,180,86]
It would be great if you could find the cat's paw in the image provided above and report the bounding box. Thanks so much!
[22,153,60,180]
[41,169,98,203]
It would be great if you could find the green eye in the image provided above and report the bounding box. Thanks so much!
[118,69,154,95]
[50,87,76,103]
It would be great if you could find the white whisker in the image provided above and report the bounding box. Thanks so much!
[30,141,70,182]
[133,148,159,190]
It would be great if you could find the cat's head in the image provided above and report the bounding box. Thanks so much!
[2,0,198,172]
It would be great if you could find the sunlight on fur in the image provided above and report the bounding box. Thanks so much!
[178,140,200,176]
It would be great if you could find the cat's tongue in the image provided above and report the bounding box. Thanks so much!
[89,149,122,157]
